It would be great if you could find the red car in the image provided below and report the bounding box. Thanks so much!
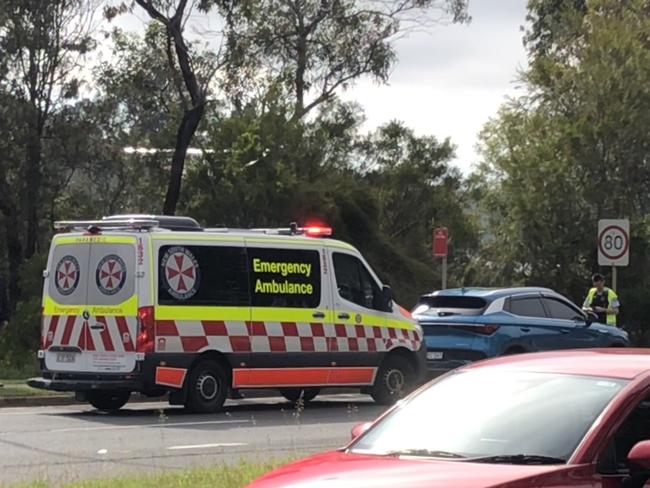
[248,349,650,488]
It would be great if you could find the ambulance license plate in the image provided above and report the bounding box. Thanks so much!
[427,351,444,360]
[56,352,77,363]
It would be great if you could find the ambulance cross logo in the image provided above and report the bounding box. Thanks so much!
[162,246,200,300]
[55,255,80,296]
[96,255,127,295]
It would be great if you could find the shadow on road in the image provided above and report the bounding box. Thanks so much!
[41,395,385,431]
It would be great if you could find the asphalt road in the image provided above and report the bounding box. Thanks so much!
[0,392,385,486]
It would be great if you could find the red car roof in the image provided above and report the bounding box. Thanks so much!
[462,348,650,379]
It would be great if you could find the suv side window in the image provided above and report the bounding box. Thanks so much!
[158,245,249,306]
[248,247,321,308]
[509,297,546,318]
[543,298,582,321]
[333,252,385,311]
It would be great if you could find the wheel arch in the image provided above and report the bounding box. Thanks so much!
[189,349,233,386]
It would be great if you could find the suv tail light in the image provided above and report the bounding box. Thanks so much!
[453,324,500,336]
[136,306,155,353]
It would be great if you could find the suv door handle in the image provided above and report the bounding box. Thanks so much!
[312,312,325,319]
[520,327,530,333]
[560,329,570,334]
[338,313,350,319]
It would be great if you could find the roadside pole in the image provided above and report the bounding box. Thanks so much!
[433,227,449,290]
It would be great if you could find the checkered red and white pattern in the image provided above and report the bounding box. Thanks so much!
[42,315,137,352]
[154,320,421,354]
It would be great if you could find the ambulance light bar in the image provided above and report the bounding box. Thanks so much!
[54,219,159,232]
[247,222,333,237]
[303,225,333,237]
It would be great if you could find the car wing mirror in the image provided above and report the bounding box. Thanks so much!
[584,311,599,326]
[351,421,373,440]
[628,440,650,475]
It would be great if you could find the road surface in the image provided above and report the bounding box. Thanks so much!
[0,392,384,485]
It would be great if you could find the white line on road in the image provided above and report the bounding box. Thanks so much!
[48,419,250,434]
[167,442,247,450]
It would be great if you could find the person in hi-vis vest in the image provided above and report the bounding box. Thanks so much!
[582,273,620,326]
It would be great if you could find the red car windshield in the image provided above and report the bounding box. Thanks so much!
[351,371,626,462]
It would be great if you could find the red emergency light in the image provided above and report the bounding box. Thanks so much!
[303,225,333,237]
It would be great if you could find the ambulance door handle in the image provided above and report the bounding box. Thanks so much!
[337,313,350,320]
[312,312,325,319]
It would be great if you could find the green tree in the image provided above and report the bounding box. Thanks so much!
[473,0,650,339]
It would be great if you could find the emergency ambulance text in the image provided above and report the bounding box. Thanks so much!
[252,258,312,278]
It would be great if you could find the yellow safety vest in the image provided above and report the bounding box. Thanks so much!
[586,287,619,326]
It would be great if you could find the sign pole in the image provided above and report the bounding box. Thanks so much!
[612,265,617,292]
[442,256,447,290]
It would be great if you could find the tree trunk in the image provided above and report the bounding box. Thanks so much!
[162,104,205,215]
[24,123,42,259]
[1,203,23,310]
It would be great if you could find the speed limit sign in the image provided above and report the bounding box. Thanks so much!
[598,219,629,266]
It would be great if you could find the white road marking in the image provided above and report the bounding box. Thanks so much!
[167,443,247,450]
[48,419,249,434]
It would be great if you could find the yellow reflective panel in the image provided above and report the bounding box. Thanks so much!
[55,235,136,245]
[151,235,244,243]
[155,305,250,321]
[251,308,334,323]
[44,295,138,316]
[332,310,415,331]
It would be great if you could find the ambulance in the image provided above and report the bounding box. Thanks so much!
[29,215,425,412]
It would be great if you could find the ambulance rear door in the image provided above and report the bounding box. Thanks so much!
[43,234,139,374]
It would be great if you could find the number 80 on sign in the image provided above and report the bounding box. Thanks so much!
[598,219,629,267]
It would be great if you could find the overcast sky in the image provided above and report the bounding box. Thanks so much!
[341,0,530,173]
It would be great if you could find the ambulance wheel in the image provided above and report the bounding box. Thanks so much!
[280,388,320,404]
[185,360,228,413]
[370,355,414,405]
[87,390,130,411]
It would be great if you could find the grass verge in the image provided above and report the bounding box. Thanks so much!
[0,380,66,398]
[9,459,288,488]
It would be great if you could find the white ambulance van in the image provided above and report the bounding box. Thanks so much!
[29,216,425,412]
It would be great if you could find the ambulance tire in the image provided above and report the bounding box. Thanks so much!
[87,390,130,412]
[279,387,320,404]
[185,360,228,414]
[370,355,414,406]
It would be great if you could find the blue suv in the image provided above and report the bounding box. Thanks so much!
[412,287,630,374]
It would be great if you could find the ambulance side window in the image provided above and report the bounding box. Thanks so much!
[333,253,383,311]
[248,247,321,308]
[158,245,249,306]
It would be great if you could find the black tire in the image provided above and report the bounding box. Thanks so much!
[185,360,228,413]
[370,355,415,405]
[87,390,130,411]
[280,387,320,403]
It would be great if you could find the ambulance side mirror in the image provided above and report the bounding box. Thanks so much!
[382,285,393,311]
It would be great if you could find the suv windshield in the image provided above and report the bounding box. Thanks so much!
[412,296,487,317]
[351,371,625,462]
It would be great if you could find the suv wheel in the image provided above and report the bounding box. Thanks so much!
[280,387,320,403]
[87,391,130,411]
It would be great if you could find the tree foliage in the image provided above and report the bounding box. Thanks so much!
[474,0,650,342]
[0,0,474,369]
